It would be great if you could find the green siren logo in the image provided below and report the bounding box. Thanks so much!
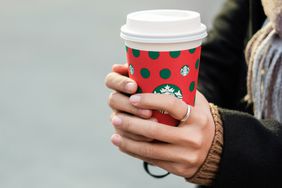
[129,64,134,75]
[180,65,190,77]
[153,84,183,114]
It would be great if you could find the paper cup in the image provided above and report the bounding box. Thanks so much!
[121,10,207,126]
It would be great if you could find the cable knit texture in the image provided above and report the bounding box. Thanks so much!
[261,0,282,37]
[186,103,223,186]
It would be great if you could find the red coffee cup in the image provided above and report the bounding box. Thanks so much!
[121,10,207,126]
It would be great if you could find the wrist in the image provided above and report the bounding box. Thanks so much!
[186,103,224,186]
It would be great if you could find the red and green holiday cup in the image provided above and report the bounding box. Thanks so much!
[121,10,207,126]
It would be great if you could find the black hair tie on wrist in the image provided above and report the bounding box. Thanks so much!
[143,162,170,178]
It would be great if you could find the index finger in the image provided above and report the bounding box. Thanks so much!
[112,64,128,76]
[105,72,137,94]
[129,93,188,120]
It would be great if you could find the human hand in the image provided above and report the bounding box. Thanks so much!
[110,91,215,178]
[105,64,153,142]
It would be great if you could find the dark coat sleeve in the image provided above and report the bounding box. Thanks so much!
[196,0,282,187]
[198,0,250,110]
[212,109,282,187]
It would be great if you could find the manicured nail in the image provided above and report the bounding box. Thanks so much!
[129,95,141,105]
[112,116,122,126]
[126,83,136,93]
[111,134,121,146]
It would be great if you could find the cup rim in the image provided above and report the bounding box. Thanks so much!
[121,24,207,43]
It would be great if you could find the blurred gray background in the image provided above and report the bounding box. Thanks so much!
[0,0,224,187]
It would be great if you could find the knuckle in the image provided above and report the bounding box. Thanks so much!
[121,115,133,131]
[197,114,209,127]
[116,76,131,90]
[191,134,204,149]
[178,128,195,145]
[146,124,157,138]
[188,154,201,167]
[202,116,209,126]
[141,145,154,157]
[128,106,140,116]
[179,129,204,149]
[167,96,178,109]
[178,131,191,144]
[121,80,129,90]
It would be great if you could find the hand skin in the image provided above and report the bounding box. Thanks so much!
[105,64,154,142]
[105,64,215,178]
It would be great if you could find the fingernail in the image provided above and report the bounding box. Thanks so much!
[112,116,122,126]
[126,83,136,93]
[129,95,141,105]
[111,134,121,146]
[112,64,120,71]
[139,109,152,117]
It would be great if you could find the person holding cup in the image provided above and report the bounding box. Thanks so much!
[105,0,282,187]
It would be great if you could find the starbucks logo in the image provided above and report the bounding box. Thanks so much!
[180,65,190,77]
[129,64,134,75]
[153,84,183,114]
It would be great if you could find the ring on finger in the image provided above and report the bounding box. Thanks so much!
[181,105,191,122]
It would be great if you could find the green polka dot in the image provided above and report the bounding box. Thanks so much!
[195,59,200,69]
[132,49,140,57]
[189,81,195,92]
[141,68,150,79]
[170,51,181,58]
[136,87,143,93]
[160,69,171,79]
[189,48,196,54]
[149,51,160,60]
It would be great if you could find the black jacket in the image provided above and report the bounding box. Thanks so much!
[198,0,282,187]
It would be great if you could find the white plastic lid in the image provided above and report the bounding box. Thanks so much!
[121,9,207,43]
